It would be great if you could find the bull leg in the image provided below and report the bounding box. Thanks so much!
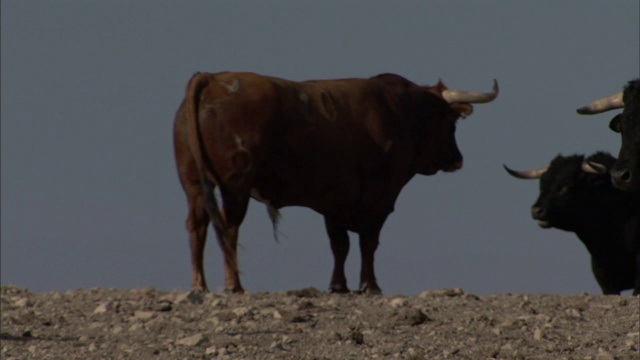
[175,129,212,292]
[324,218,350,293]
[358,226,382,294]
[184,191,210,292]
[218,192,250,293]
[634,252,640,296]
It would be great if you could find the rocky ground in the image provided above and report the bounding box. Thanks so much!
[1,286,638,360]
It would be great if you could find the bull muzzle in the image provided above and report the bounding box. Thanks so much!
[531,206,552,228]
[611,167,634,190]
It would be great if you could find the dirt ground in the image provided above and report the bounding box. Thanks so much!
[1,286,638,359]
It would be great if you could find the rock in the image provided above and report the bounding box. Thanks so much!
[273,310,283,319]
[595,348,615,360]
[270,341,284,350]
[93,302,110,314]
[625,338,637,350]
[175,290,204,304]
[418,288,465,298]
[133,311,154,320]
[394,308,430,326]
[348,327,364,345]
[389,297,408,308]
[286,287,322,298]
[13,298,30,308]
[155,300,172,312]
[565,308,583,320]
[534,327,544,341]
[232,307,251,318]
[176,333,206,347]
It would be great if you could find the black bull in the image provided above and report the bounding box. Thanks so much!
[505,152,640,295]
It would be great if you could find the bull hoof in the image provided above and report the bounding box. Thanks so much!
[223,286,245,294]
[358,284,382,295]
[329,285,350,294]
[190,285,209,293]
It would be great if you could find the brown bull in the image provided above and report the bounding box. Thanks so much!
[173,72,498,293]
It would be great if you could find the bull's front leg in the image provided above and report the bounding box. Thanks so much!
[324,217,350,293]
[358,225,383,295]
[634,252,640,296]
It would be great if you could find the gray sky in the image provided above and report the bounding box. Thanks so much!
[2,1,638,295]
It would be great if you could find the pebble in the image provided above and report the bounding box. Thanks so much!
[133,310,154,320]
[418,288,465,298]
[394,308,430,326]
[534,327,544,341]
[595,349,615,360]
[176,333,206,347]
[13,298,30,308]
[565,308,583,320]
[232,307,251,317]
[93,302,110,314]
[389,297,408,308]
[175,290,204,304]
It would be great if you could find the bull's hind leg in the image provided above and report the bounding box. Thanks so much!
[325,217,350,293]
[175,136,211,291]
[186,194,210,291]
[217,191,251,293]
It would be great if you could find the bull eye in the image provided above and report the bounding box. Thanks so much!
[558,185,570,196]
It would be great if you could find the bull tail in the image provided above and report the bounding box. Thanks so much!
[267,203,281,243]
[184,73,236,269]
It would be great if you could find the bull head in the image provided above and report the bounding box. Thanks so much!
[576,83,637,191]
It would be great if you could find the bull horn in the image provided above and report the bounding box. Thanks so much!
[581,161,608,175]
[442,79,499,104]
[503,164,548,180]
[576,92,624,115]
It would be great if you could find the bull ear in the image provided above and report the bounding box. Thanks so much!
[503,164,547,179]
[609,115,622,133]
